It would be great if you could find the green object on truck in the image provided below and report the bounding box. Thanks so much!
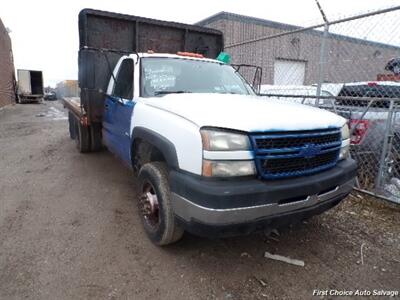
[216,52,231,64]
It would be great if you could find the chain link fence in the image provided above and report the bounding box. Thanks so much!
[220,6,400,204]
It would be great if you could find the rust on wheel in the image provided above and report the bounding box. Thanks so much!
[140,181,160,229]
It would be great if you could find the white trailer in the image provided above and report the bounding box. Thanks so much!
[17,69,44,103]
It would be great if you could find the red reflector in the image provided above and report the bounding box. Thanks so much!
[177,51,204,58]
[367,82,378,87]
[349,120,370,145]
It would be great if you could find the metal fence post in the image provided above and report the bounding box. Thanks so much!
[376,100,395,189]
[316,23,329,107]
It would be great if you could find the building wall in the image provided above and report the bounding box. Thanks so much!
[0,18,15,107]
[56,80,79,98]
[199,14,400,85]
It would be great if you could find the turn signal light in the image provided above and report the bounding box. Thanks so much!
[177,51,204,58]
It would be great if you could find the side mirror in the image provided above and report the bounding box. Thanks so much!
[231,64,263,95]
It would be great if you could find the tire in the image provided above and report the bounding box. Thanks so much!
[68,112,76,140]
[90,122,103,152]
[76,121,91,153]
[137,162,184,245]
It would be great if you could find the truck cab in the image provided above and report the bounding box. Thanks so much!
[102,52,255,166]
[65,9,357,245]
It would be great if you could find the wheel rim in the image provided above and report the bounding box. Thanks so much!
[140,181,160,229]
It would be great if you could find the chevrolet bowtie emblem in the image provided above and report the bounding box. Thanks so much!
[300,144,321,158]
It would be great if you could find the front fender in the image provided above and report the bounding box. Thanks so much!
[132,127,179,169]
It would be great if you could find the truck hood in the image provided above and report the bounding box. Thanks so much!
[142,93,345,132]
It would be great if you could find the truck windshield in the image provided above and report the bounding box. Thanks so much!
[141,57,254,97]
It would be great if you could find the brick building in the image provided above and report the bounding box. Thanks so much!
[0,17,15,107]
[197,12,400,85]
[56,80,79,98]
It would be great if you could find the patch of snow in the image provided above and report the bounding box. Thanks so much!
[46,107,67,121]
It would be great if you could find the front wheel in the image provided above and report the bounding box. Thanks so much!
[137,162,184,245]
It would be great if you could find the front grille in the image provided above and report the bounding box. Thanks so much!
[261,151,338,175]
[251,129,341,179]
[255,132,341,149]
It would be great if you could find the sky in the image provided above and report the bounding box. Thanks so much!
[1,0,399,87]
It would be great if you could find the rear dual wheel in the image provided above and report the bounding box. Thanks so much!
[76,121,91,153]
[90,123,102,152]
[68,112,76,139]
[68,112,102,153]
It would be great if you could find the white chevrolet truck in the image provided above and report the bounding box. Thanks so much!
[65,9,357,245]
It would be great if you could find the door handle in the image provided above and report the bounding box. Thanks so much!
[105,104,110,109]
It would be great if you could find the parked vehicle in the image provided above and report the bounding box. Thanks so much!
[260,85,335,105]
[323,81,400,147]
[64,9,356,245]
[324,81,400,185]
[44,91,57,100]
[17,69,44,103]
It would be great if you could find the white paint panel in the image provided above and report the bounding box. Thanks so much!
[274,59,305,85]
[132,102,203,175]
[140,93,346,132]
[17,70,31,94]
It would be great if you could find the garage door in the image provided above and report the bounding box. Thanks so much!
[274,59,306,85]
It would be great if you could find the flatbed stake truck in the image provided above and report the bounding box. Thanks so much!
[64,9,357,245]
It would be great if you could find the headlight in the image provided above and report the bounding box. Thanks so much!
[201,129,251,151]
[341,124,350,140]
[202,160,256,177]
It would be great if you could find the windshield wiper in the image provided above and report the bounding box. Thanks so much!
[220,91,242,95]
[154,90,192,96]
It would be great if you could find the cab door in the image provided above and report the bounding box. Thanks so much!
[103,58,135,165]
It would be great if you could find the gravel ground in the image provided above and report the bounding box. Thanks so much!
[0,101,399,300]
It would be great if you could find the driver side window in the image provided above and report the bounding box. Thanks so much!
[113,59,133,99]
